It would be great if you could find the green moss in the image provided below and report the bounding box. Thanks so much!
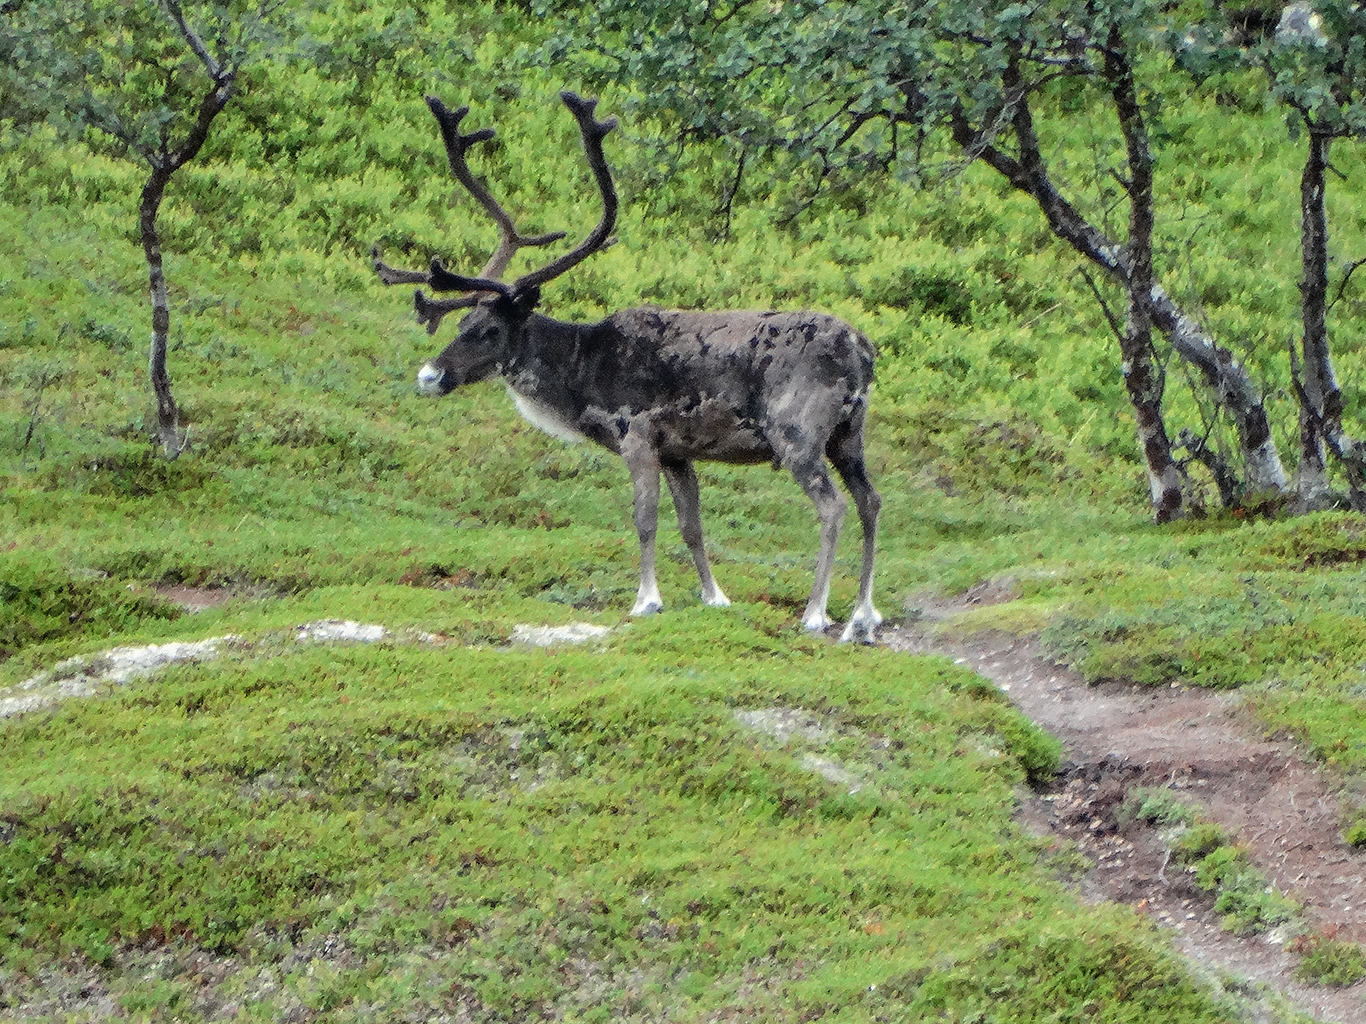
[1245,514,1366,570]
[0,615,1210,1020]
[1190,846,1299,936]
[1173,822,1227,863]
[1122,787,1199,828]
[1343,816,1366,848]
[907,925,1241,1023]
[0,554,181,660]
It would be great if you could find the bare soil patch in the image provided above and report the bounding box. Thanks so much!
[153,584,239,613]
[886,590,1366,1023]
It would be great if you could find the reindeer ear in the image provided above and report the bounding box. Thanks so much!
[511,285,541,316]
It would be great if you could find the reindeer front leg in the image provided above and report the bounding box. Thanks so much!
[622,433,663,616]
[662,459,730,608]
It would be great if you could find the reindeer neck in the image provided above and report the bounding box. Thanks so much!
[499,312,606,445]
[502,313,584,396]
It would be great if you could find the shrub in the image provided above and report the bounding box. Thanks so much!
[1293,936,1366,987]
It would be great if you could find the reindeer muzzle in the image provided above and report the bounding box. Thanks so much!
[417,363,451,395]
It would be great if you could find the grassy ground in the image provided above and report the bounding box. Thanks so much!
[5,571,1274,1024]
[2,592,1165,1023]
[1,203,1350,1022]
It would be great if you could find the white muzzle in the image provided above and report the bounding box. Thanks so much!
[417,363,444,394]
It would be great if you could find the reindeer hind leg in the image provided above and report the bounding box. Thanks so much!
[772,432,847,633]
[827,419,882,643]
[623,434,664,616]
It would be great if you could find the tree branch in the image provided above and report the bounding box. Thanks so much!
[167,72,235,170]
[1328,258,1366,312]
[712,143,748,242]
[1076,267,1124,342]
[949,92,1287,494]
[157,0,224,82]
[1175,428,1239,508]
[76,96,158,166]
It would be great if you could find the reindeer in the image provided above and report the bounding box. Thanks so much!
[373,92,882,641]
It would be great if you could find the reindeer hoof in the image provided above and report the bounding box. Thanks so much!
[631,598,663,616]
[801,611,833,632]
[839,604,883,644]
[702,588,731,608]
[839,620,878,644]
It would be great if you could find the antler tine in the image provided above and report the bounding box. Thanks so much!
[425,96,568,281]
[428,257,514,297]
[371,244,432,286]
[372,243,485,333]
[414,289,481,335]
[512,91,619,293]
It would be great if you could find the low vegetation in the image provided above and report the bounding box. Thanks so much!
[0,602,1126,1021]
[4,1,1366,1020]
[1292,935,1366,988]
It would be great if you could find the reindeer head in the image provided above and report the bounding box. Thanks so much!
[374,91,618,397]
[417,288,541,394]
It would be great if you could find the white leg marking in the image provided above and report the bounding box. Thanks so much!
[839,599,883,644]
[631,580,663,617]
[802,610,834,632]
[702,583,731,608]
[797,608,830,633]
[801,577,833,632]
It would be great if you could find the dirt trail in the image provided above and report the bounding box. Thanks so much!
[885,587,1366,1023]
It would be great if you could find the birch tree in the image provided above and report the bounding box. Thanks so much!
[1175,0,1366,508]
[1269,1,1366,509]
[0,0,289,458]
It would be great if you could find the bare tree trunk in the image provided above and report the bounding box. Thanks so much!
[132,72,234,460]
[1296,130,1366,509]
[951,98,1289,499]
[140,164,182,458]
[1296,129,1331,506]
[1105,34,1182,521]
[1294,376,1328,506]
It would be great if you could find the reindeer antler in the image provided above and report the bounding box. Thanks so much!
[424,257,504,295]
[371,95,569,332]
[511,92,618,292]
[413,287,480,335]
[425,97,568,281]
[424,91,620,300]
